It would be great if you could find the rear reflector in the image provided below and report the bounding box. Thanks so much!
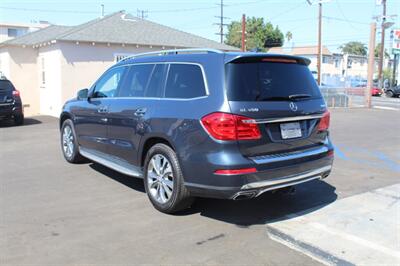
[318,110,330,131]
[327,150,334,157]
[261,58,297,64]
[12,90,20,97]
[201,112,261,140]
[214,168,257,175]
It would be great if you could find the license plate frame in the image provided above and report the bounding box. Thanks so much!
[280,122,302,139]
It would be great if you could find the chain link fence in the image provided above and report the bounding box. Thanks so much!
[320,87,367,108]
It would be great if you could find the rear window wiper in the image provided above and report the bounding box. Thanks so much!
[256,94,312,101]
[288,94,312,99]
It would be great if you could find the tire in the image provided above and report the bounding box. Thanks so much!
[386,90,394,98]
[144,143,194,214]
[13,114,24,126]
[61,119,85,163]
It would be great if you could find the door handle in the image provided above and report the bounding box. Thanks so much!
[134,107,147,116]
[100,118,108,123]
[97,106,108,113]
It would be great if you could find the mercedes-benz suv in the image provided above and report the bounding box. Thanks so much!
[60,49,334,214]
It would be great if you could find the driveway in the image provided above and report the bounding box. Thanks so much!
[1,108,399,265]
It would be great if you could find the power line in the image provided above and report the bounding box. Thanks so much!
[0,6,98,14]
[323,16,370,25]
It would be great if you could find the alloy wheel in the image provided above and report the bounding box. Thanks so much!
[147,154,174,204]
[62,125,74,158]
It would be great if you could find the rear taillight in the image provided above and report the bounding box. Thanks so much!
[214,168,257,175]
[12,90,20,97]
[318,110,330,131]
[201,112,261,141]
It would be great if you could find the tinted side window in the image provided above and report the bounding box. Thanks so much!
[118,64,154,97]
[145,64,166,98]
[93,67,126,98]
[0,80,15,91]
[164,64,206,99]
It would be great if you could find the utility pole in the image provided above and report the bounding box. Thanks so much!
[307,0,331,86]
[100,4,104,18]
[214,0,229,43]
[241,14,246,52]
[137,9,148,19]
[366,23,377,108]
[377,0,387,88]
[317,2,322,86]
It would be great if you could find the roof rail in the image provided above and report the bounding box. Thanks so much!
[121,48,222,62]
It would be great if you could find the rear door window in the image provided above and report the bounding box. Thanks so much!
[118,64,154,98]
[164,64,206,99]
[226,61,322,101]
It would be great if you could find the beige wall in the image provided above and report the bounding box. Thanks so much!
[59,42,165,104]
[2,46,39,116]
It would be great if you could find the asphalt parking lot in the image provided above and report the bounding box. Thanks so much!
[1,108,399,265]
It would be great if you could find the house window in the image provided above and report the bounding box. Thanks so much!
[8,28,18,37]
[322,56,330,64]
[114,54,134,62]
[334,59,340,68]
[41,58,45,85]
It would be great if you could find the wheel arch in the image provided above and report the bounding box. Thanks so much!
[59,112,73,129]
[139,135,176,167]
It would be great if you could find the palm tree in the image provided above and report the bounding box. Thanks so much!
[285,31,293,42]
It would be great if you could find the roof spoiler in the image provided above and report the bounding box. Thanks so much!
[226,54,311,66]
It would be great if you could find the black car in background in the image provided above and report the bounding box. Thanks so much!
[0,78,24,125]
[385,85,400,98]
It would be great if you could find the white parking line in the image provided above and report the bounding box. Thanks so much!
[373,106,400,111]
[267,184,400,266]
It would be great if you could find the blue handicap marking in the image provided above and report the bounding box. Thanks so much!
[334,144,400,172]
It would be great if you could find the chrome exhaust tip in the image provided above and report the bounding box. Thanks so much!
[232,191,257,200]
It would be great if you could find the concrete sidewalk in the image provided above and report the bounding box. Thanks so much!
[267,184,400,265]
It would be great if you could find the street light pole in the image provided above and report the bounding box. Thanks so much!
[378,0,387,88]
[366,22,377,108]
[317,2,322,85]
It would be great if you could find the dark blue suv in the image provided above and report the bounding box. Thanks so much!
[60,49,334,213]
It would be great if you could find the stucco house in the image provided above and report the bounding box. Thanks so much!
[0,11,237,117]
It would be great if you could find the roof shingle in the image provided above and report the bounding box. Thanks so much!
[2,11,238,51]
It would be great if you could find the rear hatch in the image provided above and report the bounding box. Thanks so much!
[0,80,15,104]
[225,55,328,157]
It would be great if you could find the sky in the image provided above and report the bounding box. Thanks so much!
[0,0,399,53]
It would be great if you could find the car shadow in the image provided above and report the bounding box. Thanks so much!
[0,117,42,128]
[89,162,337,226]
[89,163,145,193]
[184,180,337,227]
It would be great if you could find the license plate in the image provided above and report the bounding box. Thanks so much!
[280,122,302,139]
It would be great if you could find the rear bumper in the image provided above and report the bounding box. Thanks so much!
[184,142,334,199]
[0,102,23,119]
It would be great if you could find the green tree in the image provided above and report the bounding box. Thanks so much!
[225,16,284,51]
[339,41,367,56]
[374,43,390,58]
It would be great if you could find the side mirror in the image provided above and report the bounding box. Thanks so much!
[77,88,89,100]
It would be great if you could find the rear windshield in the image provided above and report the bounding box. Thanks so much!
[0,80,15,91]
[226,62,322,101]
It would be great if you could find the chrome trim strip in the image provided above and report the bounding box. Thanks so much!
[121,48,222,61]
[0,103,13,106]
[240,165,331,190]
[243,114,323,124]
[255,175,321,196]
[79,147,143,178]
[250,146,329,164]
